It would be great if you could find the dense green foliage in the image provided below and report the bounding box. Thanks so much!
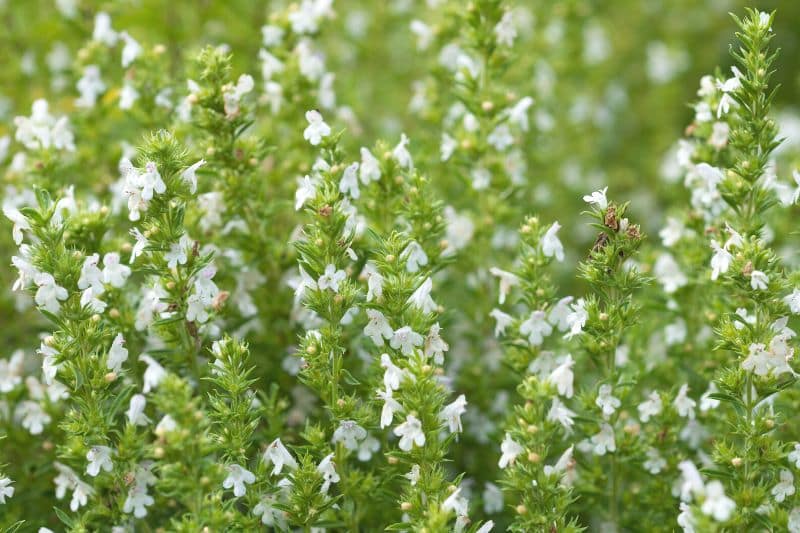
[2,1,800,532]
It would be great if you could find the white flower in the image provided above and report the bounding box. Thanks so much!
[483,482,504,514]
[223,464,256,497]
[363,264,383,302]
[595,384,621,418]
[295,175,317,210]
[677,502,697,533]
[123,482,154,518]
[789,443,800,468]
[357,435,380,462]
[318,264,346,293]
[678,460,704,501]
[140,354,166,393]
[337,162,360,199]
[165,234,191,269]
[76,65,106,108]
[126,394,150,426]
[377,388,403,428]
[716,67,742,118]
[119,83,139,109]
[303,109,330,145]
[405,464,420,486]
[442,486,469,517]
[390,326,424,356]
[394,414,425,451]
[332,420,367,450]
[288,0,332,34]
[401,241,428,272]
[699,384,720,412]
[35,272,68,313]
[263,438,298,475]
[364,309,394,346]
[424,323,449,364]
[643,448,667,474]
[673,384,696,419]
[701,481,735,522]
[784,289,800,314]
[638,391,663,422]
[317,453,340,494]
[3,206,30,245]
[742,342,771,376]
[489,309,514,337]
[14,99,75,152]
[659,217,685,247]
[380,353,404,391]
[85,445,113,477]
[489,268,520,305]
[40,344,59,386]
[0,350,24,392]
[547,397,576,432]
[180,159,205,194]
[583,186,608,209]
[494,11,516,47]
[750,270,769,290]
[392,133,413,169]
[487,124,513,151]
[441,133,457,161]
[120,31,142,67]
[543,446,576,486]
[507,96,534,131]
[139,161,166,201]
[654,253,688,293]
[590,423,616,455]
[0,477,14,504]
[440,394,467,434]
[155,415,177,436]
[547,354,575,398]
[520,310,553,346]
[107,333,128,373]
[709,121,730,149]
[665,319,687,346]
[471,167,491,190]
[130,228,148,264]
[253,495,283,526]
[408,277,437,313]
[710,240,732,280]
[65,475,94,512]
[547,296,574,332]
[359,147,381,183]
[542,221,565,261]
[102,252,131,287]
[17,401,51,434]
[92,12,118,45]
[790,508,800,533]
[565,299,588,339]
[772,469,795,503]
[498,433,524,468]
[80,287,106,314]
[222,74,254,117]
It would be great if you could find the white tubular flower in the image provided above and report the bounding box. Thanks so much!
[222,464,256,497]
[332,420,367,450]
[394,414,425,451]
[498,433,523,468]
[440,394,467,434]
[263,438,299,476]
[542,221,565,261]
[85,445,114,477]
[317,453,340,494]
[303,109,330,145]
